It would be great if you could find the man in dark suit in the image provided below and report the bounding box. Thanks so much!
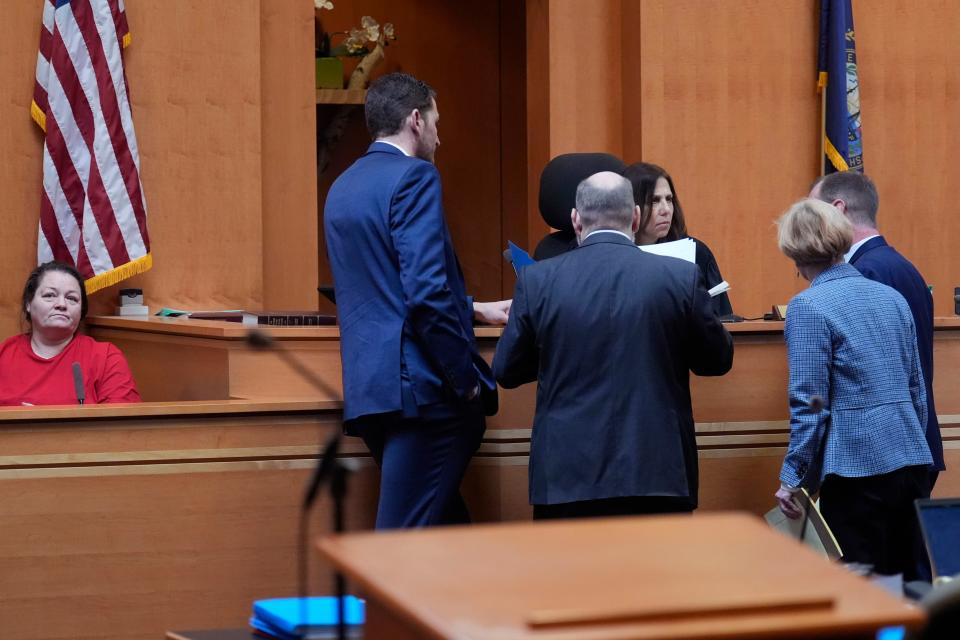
[493,172,734,519]
[324,73,510,529]
[811,171,941,580]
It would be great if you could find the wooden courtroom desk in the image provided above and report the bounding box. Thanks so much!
[87,316,960,517]
[0,400,379,640]
[318,512,925,640]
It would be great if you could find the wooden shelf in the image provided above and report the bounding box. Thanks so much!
[316,88,366,104]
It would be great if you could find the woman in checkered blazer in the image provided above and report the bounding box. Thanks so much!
[773,198,932,579]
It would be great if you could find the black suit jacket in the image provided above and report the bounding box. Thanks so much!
[849,235,942,470]
[493,232,734,506]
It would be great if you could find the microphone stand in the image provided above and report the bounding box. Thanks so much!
[296,438,353,640]
[331,460,350,640]
[246,329,352,640]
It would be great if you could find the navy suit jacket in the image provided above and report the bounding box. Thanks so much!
[848,236,942,470]
[324,142,495,423]
[493,233,734,506]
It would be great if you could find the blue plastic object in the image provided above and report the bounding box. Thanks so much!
[251,596,364,638]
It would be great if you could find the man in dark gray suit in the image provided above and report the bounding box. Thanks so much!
[493,172,734,519]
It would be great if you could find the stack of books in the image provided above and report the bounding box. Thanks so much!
[250,596,364,639]
[184,311,337,326]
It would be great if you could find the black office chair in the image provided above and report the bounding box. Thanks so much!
[533,153,627,260]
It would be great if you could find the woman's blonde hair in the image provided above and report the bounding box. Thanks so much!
[777,198,853,267]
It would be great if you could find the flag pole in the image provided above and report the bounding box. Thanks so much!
[818,72,827,177]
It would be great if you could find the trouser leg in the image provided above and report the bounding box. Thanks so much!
[361,409,485,529]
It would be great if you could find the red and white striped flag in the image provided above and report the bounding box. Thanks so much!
[31,0,150,293]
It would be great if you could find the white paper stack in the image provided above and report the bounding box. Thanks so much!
[638,237,696,263]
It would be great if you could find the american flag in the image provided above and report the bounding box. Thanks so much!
[31,0,150,293]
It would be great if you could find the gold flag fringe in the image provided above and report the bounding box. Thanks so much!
[31,100,47,132]
[84,253,152,294]
[823,137,849,172]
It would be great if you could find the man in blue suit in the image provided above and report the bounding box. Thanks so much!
[324,73,510,529]
[493,172,734,519]
[811,171,941,580]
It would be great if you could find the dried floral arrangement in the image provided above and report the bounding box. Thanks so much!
[315,1,396,59]
[314,0,398,173]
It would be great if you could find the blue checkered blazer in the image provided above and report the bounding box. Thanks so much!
[780,263,932,491]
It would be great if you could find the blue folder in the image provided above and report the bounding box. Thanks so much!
[251,596,364,639]
[505,241,536,274]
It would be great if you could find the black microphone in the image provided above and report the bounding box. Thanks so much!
[72,362,85,405]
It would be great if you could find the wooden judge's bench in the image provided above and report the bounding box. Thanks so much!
[0,315,956,639]
[84,315,960,516]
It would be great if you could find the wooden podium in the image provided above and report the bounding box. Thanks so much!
[318,513,924,639]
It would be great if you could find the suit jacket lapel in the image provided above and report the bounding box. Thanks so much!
[848,235,887,264]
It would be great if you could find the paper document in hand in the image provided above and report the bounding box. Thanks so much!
[638,238,696,263]
[708,281,730,298]
[764,489,842,561]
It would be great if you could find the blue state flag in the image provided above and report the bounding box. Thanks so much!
[818,0,863,173]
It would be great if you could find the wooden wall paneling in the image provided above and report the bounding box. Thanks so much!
[86,320,346,402]
[689,334,790,422]
[1,1,322,329]
[0,1,48,339]
[0,408,381,640]
[854,0,960,316]
[462,428,960,520]
[5,1,960,337]
[100,0,266,313]
[260,0,320,310]
[420,1,503,303]
[620,0,643,165]
[523,0,625,253]
[0,470,378,640]
[499,0,528,299]
[463,459,533,523]
[635,0,818,319]
[0,410,337,459]
[933,329,960,415]
[524,0,553,253]
[228,341,345,400]
[96,329,232,401]
[547,0,623,157]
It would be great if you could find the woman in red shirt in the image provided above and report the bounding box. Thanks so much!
[0,262,141,406]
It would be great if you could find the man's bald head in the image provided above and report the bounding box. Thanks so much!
[574,172,637,237]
